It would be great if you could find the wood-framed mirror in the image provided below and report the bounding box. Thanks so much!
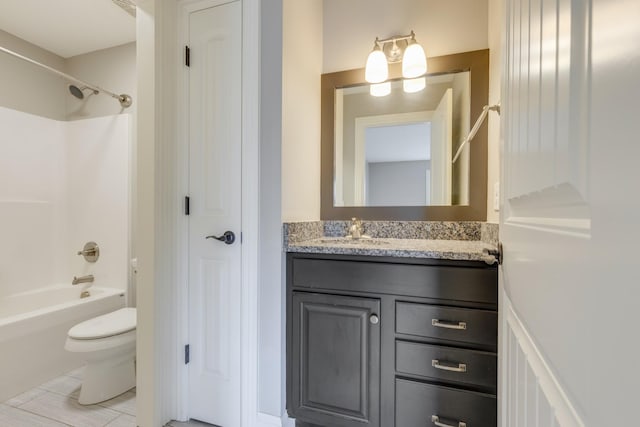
[321,49,489,220]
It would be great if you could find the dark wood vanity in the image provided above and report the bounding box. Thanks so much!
[286,252,498,427]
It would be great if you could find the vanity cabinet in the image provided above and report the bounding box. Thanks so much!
[286,252,498,427]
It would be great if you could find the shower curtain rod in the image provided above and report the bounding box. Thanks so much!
[0,45,132,108]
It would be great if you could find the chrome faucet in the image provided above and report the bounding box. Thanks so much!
[72,274,94,285]
[348,217,364,239]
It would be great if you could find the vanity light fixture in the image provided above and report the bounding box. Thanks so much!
[365,31,428,96]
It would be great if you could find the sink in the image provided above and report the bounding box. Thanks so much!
[318,237,389,246]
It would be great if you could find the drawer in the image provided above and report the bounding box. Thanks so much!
[396,341,497,391]
[396,378,496,427]
[396,302,497,349]
[291,258,497,305]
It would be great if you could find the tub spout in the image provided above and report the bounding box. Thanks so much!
[72,274,94,285]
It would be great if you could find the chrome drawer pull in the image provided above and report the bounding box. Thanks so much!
[432,359,467,373]
[431,415,467,427]
[432,319,467,330]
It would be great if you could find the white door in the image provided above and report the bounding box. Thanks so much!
[188,2,242,425]
[430,88,452,205]
[501,0,640,426]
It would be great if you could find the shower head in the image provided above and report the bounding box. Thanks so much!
[68,85,98,100]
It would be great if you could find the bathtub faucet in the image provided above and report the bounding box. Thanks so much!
[72,274,94,285]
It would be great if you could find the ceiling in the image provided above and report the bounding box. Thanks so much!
[366,122,431,163]
[0,0,136,58]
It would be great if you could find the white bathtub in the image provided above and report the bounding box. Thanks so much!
[0,285,126,401]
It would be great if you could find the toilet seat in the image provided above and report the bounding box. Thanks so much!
[68,307,136,340]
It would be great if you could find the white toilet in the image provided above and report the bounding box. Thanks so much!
[65,307,136,405]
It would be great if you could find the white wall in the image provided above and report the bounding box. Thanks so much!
[66,116,130,293]
[0,107,67,297]
[0,107,130,298]
[323,0,489,73]
[261,0,285,418]
[281,0,323,221]
[487,0,502,223]
[0,29,66,120]
[367,160,429,206]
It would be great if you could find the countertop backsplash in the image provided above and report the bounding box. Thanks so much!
[284,221,498,247]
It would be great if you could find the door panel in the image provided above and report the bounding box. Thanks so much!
[188,2,242,425]
[501,0,640,425]
[290,292,380,427]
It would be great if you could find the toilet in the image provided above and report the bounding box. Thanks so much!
[65,307,136,405]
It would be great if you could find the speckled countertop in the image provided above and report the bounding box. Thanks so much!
[284,221,499,264]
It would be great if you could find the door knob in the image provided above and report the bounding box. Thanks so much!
[206,231,236,245]
[369,314,379,324]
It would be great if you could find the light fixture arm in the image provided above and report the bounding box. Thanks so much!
[452,103,501,164]
[374,31,416,63]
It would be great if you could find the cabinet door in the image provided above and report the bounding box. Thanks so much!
[290,292,380,427]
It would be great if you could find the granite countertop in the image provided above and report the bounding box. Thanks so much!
[287,237,498,263]
[283,221,500,263]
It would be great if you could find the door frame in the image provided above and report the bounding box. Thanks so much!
[352,111,432,205]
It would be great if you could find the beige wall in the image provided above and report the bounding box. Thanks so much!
[282,0,495,220]
[487,0,502,223]
[65,42,136,120]
[0,29,66,120]
[323,0,489,73]
[0,30,136,122]
[281,0,323,221]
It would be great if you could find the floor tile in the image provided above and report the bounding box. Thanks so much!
[38,375,82,398]
[19,392,120,427]
[106,414,137,427]
[4,388,47,408]
[98,390,136,416]
[66,367,85,380]
[0,403,67,427]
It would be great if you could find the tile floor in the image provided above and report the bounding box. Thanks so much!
[1,368,215,427]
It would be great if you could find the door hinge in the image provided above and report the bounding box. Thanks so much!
[185,344,190,364]
[185,45,190,67]
[185,196,190,215]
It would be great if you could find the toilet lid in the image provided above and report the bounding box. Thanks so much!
[68,307,136,340]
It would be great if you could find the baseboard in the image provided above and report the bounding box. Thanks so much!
[502,294,585,427]
[255,412,294,427]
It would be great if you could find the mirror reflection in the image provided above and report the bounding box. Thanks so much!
[334,71,471,207]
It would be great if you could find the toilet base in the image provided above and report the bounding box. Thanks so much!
[78,351,135,405]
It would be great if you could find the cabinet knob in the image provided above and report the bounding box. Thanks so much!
[369,314,379,324]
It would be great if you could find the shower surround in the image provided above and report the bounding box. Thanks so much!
[0,106,130,399]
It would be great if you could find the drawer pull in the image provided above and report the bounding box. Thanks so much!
[431,359,467,373]
[370,314,379,324]
[431,415,467,427]
[432,319,467,330]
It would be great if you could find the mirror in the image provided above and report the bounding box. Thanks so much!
[335,72,470,207]
[321,49,489,220]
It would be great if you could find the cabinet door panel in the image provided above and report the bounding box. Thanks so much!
[290,292,380,427]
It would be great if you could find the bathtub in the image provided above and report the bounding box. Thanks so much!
[0,285,125,401]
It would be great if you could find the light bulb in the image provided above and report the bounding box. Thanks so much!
[403,77,426,93]
[365,46,388,83]
[402,42,427,78]
[370,82,391,97]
